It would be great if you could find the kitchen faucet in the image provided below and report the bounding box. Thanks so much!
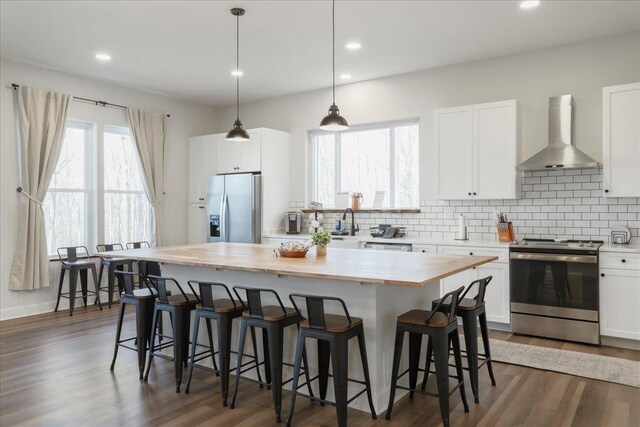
[342,208,359,236]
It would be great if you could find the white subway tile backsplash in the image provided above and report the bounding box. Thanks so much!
[295,169,639,242]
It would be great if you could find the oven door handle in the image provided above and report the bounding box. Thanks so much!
[510,252,597,264]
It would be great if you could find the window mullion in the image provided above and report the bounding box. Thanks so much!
[390,126,396,208]
[335,132,341,199]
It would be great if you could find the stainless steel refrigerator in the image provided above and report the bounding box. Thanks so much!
[206,173,261,243]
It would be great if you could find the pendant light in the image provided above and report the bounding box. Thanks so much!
[319,0,349,131]
[226,7,250,141]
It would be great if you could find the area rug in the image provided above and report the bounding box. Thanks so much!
[479,338,640,388]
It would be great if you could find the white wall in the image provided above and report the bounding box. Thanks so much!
[0,58,218,319]
[213,30,640,204]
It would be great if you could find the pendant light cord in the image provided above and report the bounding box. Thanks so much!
[332,0,336,105]
[236,12,240,121]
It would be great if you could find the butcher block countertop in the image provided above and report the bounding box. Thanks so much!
[103,243,497,287]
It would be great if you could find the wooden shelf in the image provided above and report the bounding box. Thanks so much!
[301,208,420,214]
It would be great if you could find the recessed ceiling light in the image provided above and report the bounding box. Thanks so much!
[520,0,540,9]
[345,42,361,50]
[95,53,111,62]
[231,70,243,77]
[340,74,352,79]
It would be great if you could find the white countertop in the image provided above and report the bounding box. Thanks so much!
[263,233,512,249]
[600,243,640,254]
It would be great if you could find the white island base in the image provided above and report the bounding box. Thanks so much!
[161,263,440,415]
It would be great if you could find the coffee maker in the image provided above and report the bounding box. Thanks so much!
[284,212,301,234]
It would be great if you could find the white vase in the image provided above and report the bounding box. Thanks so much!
[316,245,327,256]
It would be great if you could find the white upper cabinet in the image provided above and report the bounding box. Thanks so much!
[435,106,474,199]
[603,82,640,198]
[473,100,518,199]
[216,130,261,174]
[188,135,216,204]
[435,99,518,200]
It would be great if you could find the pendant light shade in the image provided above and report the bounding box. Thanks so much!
[226,8,250,141]
[319,0,348,131]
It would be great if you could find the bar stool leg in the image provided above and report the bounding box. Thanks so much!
[68,268,78,316]
[185,312,201,394]
[144,307,160,382]
[451,332,469,412]
[356,329,377,419]
[462,311,480,403]
[421,337,434,391]
[79,269,88,307]
[110,301,127,371]
[300,340,315,400]
[96,263,105,305]
[172,308,189,392]
[478,312,496,386]
[317,340,330,405]
[107,264,117,308]
[433,331,451,427]
[285,330,306,427]
[205,318,219,374]
[91,266,102,310]
[55,268,66,312]
[134,302,149,379]
[229,320,249,409]
[385,325,404,420]
[331,335,349,427]
[262,328,271,389]
[249,326,263,387]
[217,314,233,406]
[408,332,422,399]
[266,324,284,423]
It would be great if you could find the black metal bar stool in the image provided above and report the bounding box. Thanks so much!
[54,246,102,316]
[96,243,134,308]
[184,280,263,407]
[229,286,314,423]
[386,286,469,427]
[110,270,158,379]
[286,294,377,427]
[425,276,496,403]
[143,275,200,392]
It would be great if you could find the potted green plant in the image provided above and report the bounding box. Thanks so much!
[311,230,331,256]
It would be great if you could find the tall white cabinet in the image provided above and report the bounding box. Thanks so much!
[435,99,518,200]
[187,135,217,244]
[187,128,290,244]
[603,82,640,198]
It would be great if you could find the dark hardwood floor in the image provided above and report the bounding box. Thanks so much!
[1,305,638,426]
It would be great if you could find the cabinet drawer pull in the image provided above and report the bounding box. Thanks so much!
[604,189,609,193]
[473,192,477,195]
[621,259,627,263]
[601,273,605,277]
[469,252,474,256]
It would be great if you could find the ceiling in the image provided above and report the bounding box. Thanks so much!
[2,1,640,107]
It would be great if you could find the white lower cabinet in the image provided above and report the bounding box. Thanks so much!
[438,245,510,324]
[188,204,206,244]
[412,244,438,254]
[600,265,640,340]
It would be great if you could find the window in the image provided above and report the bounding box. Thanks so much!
[43,122,91,256]
[310,121,419,208]
[103,126,152,245]
[43,121,151,255]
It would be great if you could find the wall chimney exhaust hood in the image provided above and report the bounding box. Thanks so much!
[517,95,600,171]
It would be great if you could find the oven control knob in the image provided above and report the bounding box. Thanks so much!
[522,241,528,246]
[578,241,584,247]
[587,241,594,247]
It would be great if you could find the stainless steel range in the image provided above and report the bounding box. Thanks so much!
[509,238,604,344]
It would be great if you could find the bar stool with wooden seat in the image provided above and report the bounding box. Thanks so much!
[143,275,200,392]
[229,286,314,423]
[286,294,377,427]
[184,281,263,407]
[54,246,102,316]
[109,270,158,379]
[424,276,496,404]
[386,286,469,427]
[96,243,134,308]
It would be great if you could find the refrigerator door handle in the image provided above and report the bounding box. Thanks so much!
[220,193,228,242]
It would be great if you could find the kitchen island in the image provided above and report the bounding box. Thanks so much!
[107,242,497,414]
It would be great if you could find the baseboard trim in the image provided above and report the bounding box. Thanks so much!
[0,301,58,321]
[601,335,640,350]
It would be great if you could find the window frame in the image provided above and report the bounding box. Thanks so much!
[44,120,95,256]
[309,119,420,208]
[100,125,152,245]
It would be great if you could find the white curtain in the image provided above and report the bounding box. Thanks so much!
[127,108,167,247]
[9,86,72,290]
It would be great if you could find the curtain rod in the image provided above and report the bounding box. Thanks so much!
[10,83,170,117]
